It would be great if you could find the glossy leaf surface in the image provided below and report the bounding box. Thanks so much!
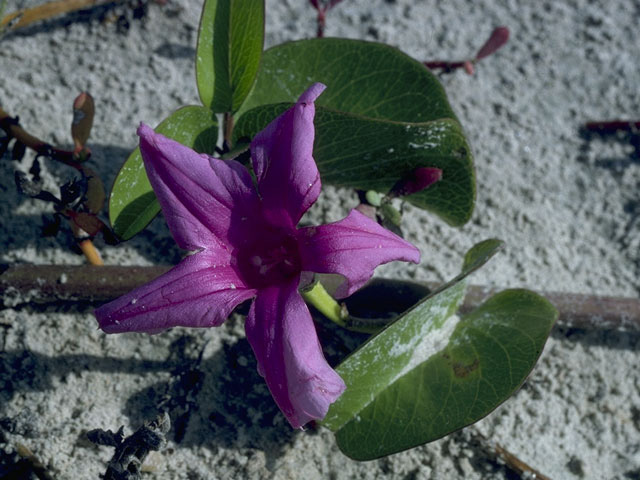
[321,239,556,460]
[238,38,458,123]
[196,0,264,113]
[334,289,557,460]
[235,105,475,226]
[322,239,504,429]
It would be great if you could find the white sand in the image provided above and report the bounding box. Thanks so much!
[1,0,639,478]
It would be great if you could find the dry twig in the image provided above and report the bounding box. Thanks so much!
[87,412,171,480]
[469,429,552,480]
[12,442,55,480]
[1,100,107,265]
[1,264,638,332]
[0,0,116,31]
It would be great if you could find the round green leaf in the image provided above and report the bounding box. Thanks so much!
[196,0,264,113]
[334,289,558,460]
[109,106,218,240]
[322,280,468,432]
[238,38,458,123]
[235,105,475,226]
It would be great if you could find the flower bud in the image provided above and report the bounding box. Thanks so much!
[390,167,442,198]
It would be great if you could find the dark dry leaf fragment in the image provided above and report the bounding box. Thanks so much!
[29,157,41,181]
[11,139,26,161]
[59,177,86,207]
[88,412,171,480]
[41,214,61,237]
[0,128,10,157]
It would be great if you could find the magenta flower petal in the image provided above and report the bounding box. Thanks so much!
[138,123,261,251]
[250,83,325,229]
[95,251,256,333]
[297,209,421,298]
[245,279,346,428]
[97,85,422,429]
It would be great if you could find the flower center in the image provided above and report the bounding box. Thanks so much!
[238,227,301,288]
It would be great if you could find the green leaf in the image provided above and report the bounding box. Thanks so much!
[432,238,504,295]
[343,238,505,327]
[235,105,475,226]
[334,289,557,460]
[196,0,264,113]
[235,38,476,224]
[109,106,218,240]
[322,280,468,432]
[238,38,458,123]
[462,238,505,273]
[321,239,556,460]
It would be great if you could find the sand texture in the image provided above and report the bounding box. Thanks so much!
[1,0,639,478]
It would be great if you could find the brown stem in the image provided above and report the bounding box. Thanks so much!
[0,0,116,31]
[0,265,168,304]
[1,264,639,332]
[0,106,80,167]
[77,239,103,266]
[70,222,104,265]
[469,429,552,480]
[14,442,55,480]
[316,10,325,38]
[461,285,640,331]
[423,60,468,72]
[584,120,640,134]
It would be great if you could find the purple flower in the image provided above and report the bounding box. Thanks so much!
[95,83,420,428]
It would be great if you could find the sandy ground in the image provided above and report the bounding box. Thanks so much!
[1,0,639,478]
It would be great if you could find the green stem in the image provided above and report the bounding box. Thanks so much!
[301,279,348,328]
[223,112,234,149]
[300,279,394,334]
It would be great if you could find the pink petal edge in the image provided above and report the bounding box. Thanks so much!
[245,279,346,428]
[137,124,261,252]
[249,84,326,229]
[95,251,256,334]
[297,209,421,298]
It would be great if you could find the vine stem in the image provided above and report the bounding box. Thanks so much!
[469,428,552,480]
[0,106,80,168]
[0,0,116,31]
[77,239,103,266]
[1,264,639,332]
[301,279,349,328]
[584,120,640,134]
[1,105,104,265]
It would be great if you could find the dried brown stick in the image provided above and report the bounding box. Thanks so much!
[14,442,55,480]
[469,429,552,480]
[1,104,104,266]
[1,264,638,332]
[423,60,469,72]
[584,120,640,134]
[0,0,115,31]
[0,264,167,304]
[0,106,78,167]
[461,285,640,331]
